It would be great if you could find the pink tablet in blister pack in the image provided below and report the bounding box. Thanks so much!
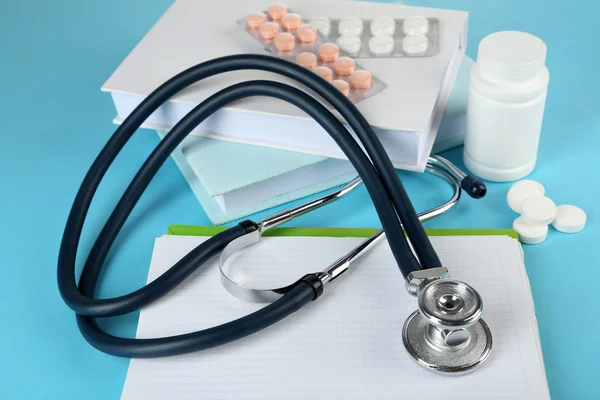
[238,4,387,104]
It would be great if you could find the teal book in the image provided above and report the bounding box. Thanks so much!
[158,130,358,225]
[178,135,357,213]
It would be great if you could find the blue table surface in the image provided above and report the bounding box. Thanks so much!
[1,0,599,398]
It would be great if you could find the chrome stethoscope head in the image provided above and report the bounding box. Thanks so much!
[402,269,493,374]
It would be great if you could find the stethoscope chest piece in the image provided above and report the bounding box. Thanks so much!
[402,279,493,374]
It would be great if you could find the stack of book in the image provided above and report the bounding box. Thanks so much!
[103,0,472,224]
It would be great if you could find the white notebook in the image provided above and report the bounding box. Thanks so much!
[103,0,468,171]
[122,233,549,400]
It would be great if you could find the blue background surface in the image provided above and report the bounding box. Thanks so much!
[1,0,598,398]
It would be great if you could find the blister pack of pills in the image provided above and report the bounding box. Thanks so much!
[309,15,439,58]
[239,5,302,46]
[238,4,387,103]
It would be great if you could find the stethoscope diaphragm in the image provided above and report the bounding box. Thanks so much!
[402,279,492,374]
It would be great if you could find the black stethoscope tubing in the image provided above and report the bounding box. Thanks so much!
[58,54,441,357]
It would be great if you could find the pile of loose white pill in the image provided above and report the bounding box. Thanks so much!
[507,180,587,244]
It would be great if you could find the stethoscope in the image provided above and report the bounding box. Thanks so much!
[58,54,492,375]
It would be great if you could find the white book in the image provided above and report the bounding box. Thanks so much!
[121,232,550,399]
[155,56,474,223]
[103,0,468,171]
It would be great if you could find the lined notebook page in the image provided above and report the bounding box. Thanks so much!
[121,235,549,400]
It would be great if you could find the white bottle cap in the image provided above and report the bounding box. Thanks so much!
[552,205,586,233]
[521,195,556,226]
[477,31,547,80]
[507,180,545,213]
[513,216,548,244]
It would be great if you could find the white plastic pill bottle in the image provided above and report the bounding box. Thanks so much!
[463,31,549,182]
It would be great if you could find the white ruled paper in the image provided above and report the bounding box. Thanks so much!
[121,234,549,400]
